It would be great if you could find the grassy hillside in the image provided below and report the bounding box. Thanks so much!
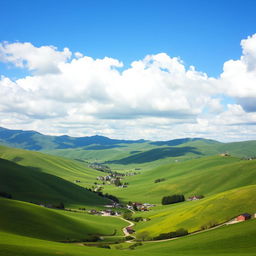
[0,198,126,241]
[0,145,102,184]
[104,155,256,203]
[134,184,256,238]
[46,139,256,171]
[0,158,109,206]
[0,216,256,256]
[137,218,256,256]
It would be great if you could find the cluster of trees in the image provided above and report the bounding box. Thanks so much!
[0,191,12,199]
[128,242,143,250]
[153,228,188,240]
[201,220,217,230]
[54,202,65,209]
[161,194,185,205]
[122,211,133,220]
[154,178,166,183]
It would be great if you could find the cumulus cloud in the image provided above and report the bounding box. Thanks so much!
[0,35,256,141]
[0,42,71,74]
[220,34,256,112]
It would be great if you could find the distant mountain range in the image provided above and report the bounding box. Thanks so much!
[1,127,256,164]
[0,127,147,150]
[0,126,217,151]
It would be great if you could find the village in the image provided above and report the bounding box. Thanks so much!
[87,201,156,217]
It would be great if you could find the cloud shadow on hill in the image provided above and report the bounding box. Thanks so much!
[106,146,203,164]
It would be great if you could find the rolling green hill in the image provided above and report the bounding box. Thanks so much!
[104,155,256,203]
[2,126,256,171]
[0,158,108,206]
[0,216,256,256]
[135,184,256,238]
[136,218,256,256]
[0,197,126,241]
[1,128,256,256]
[46,138,256,171]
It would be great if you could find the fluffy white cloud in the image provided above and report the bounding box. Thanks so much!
[220,34,256,112]
[1,35,256,141]
[0,42,71,74]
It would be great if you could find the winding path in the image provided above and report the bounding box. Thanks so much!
[143,219,237,243]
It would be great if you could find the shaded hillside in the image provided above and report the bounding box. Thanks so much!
[107,146,204,164]
[0,158,109,206]
[150,138,218,146]
[0,198,126,241]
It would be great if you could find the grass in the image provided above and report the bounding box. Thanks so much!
[1,142,256,256]
[134,184,256,237]
[0,197,127,241]
[44,139,256,170]
[0,218,256,256]
[104,155,256,204]
[0,157,109,207]
[0,145,113,207]
[136,218,256,256]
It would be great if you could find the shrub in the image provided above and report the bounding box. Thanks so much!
[125,236,134,241]
[154,178,166,183]
[0,191,12,199]
[133,217,143,222]
[122,211,132,220]
[201,220,217,230]
[83,235,101,242]
[98,244,111,249]
[153,228,188,240]
[136,231,150,241]
[129,242,143,250]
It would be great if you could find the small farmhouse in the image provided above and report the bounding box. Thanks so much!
[126,227,135,234]
[187,195,204,201]
[236,213,251,222]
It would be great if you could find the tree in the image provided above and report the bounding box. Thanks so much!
[161,194,185,205]
[136,231,150,241]
[122,211,132,220]
[114,178,122,186]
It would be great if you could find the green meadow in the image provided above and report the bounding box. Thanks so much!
[104,155,256,203]
[0,218,256,256]
[1,142,256,256]
[0,198,126,241]
[134,185,256,237]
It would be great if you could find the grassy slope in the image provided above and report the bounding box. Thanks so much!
[104,156,256,203]
[137,218,256,256]
[134,184,256,237]
[0,145,111,207]
[0,158,109,206]
[0,145,100,184]
[1,218,256,256]
[44,140,256,171]
[0,198,126,241]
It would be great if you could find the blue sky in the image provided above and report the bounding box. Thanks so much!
[1,0,256,77]
[0,0,256,141]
